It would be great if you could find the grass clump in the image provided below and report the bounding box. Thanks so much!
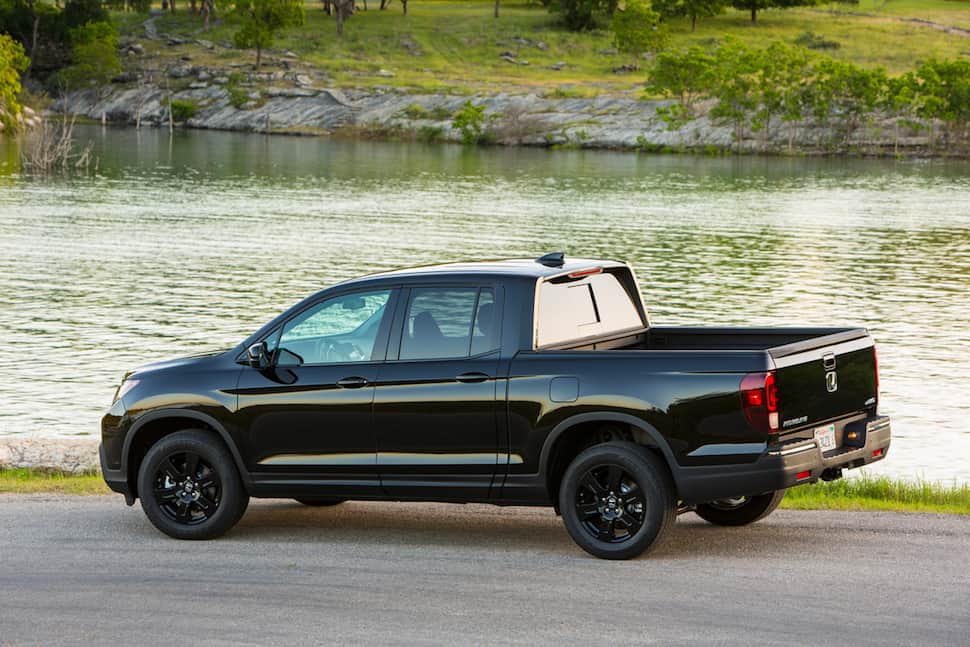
[782,475,970,515]
[0,469,109,495]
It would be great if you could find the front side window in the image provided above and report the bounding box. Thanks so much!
[278,290,391,365]
[400,287,499,360]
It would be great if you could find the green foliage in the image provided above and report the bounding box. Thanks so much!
[231,0,306,69]
[0,33,28,131]
[418,124,444,143]
[794,31,840,50]
[646,45,716,125]
[54,20,121,90]
[652,0,726,32]
[610,0,668,58]
[731,0,819,23]
[909,59,970,128]
[399,103,429,119]
[782,476,970,515]
[61,0,108,30]
[451,99,487,144]
[552,0,617,31]
[170,99,198,122]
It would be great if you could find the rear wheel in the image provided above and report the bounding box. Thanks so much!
[293,498,345,507]
[137,429,249,540]
[694,490,786,526]
[559,442,676,560]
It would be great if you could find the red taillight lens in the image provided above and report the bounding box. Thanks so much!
[741,372,779,434]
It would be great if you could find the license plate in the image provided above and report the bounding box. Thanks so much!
[814,424,837,453]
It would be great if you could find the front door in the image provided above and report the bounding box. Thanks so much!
[374,285,503,500]
[235,288,397,498]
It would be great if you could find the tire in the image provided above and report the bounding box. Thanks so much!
[694,490,786,527]
[137,429,249,540]
[559,441,676,560]
[293,498,345,507]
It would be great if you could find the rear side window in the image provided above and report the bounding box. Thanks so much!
[536,271,643,348]
[400,287,499,360]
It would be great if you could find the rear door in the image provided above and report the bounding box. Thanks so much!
[373,285,504,500]
[771,331,878,433]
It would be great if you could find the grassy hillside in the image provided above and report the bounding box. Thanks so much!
[127,0,970,95]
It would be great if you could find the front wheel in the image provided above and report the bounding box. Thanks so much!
[694,490,786,526]
[559,442,676,560]
[137,429,249,540]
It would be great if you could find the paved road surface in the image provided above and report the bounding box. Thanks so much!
[0,496,967,646]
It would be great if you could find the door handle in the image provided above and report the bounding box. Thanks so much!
[336,376,370,389]
[456,372,490,384]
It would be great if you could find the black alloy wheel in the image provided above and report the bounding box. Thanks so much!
[694,489,786,526]
[574,464,645,544]
[138,429,249,540]
[153,451,221,525]
[559,441,676,560]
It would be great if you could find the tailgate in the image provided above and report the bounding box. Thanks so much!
[770,329,878,431]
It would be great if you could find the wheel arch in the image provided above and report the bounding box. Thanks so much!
[540,412,680,502]
[122,409,251,499]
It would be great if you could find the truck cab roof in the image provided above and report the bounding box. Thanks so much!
[336,256,630,289]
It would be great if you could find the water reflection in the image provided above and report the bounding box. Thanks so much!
[1,126,968,483]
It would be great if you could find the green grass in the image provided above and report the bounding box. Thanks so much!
[781,475,970,515]
[2,468,968,515]
[0,469,110,495]
[125,0,970,96]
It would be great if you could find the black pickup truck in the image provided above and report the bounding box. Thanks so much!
[100,254,890,559]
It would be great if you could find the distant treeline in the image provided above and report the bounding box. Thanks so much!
[647,39,970,153]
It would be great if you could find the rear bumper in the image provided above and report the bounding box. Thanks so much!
[676,414,891,504]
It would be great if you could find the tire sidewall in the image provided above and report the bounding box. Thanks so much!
[559,442,674,560]
[137,429,248,540]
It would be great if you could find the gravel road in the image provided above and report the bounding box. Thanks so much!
[0,496,966,646]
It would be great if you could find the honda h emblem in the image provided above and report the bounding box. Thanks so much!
[825,370,838,393]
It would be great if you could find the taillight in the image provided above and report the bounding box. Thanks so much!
[741,371,779,434]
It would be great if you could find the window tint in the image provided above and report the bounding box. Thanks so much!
[278,290,391,365]
[400,287,499,360]
[536,271,643,347]
[471,288,500,356]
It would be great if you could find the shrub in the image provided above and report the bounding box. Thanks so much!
[170,99,198,122]
[795,31,841,51]
[418,125,444,142]
[451,100,487,145]
[399,103,429,119]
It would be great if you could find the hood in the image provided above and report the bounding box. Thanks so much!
[125,350,226,380]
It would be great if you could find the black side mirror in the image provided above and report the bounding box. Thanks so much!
[246,341,272,370]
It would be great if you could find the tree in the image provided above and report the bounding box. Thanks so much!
[0,33,29,132]
[750,40,812,151]
[610,0,668,59]
[708,38,760,151]
[332,0,355,35]
[231,0,305,69]
[909,59,970,146]
[805,58,886,147]
[552,0,616,31]
[653,0,725,32]
[730,0,818,24]
[646,45,716,126]
[55,20,121,90]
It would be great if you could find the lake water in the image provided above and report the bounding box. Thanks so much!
[1,126,968,483]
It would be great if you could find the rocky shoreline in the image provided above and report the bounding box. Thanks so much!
[56,78,945,157]
[0,437,100,475]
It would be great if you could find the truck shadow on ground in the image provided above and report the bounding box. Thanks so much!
[212,499,848,560]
